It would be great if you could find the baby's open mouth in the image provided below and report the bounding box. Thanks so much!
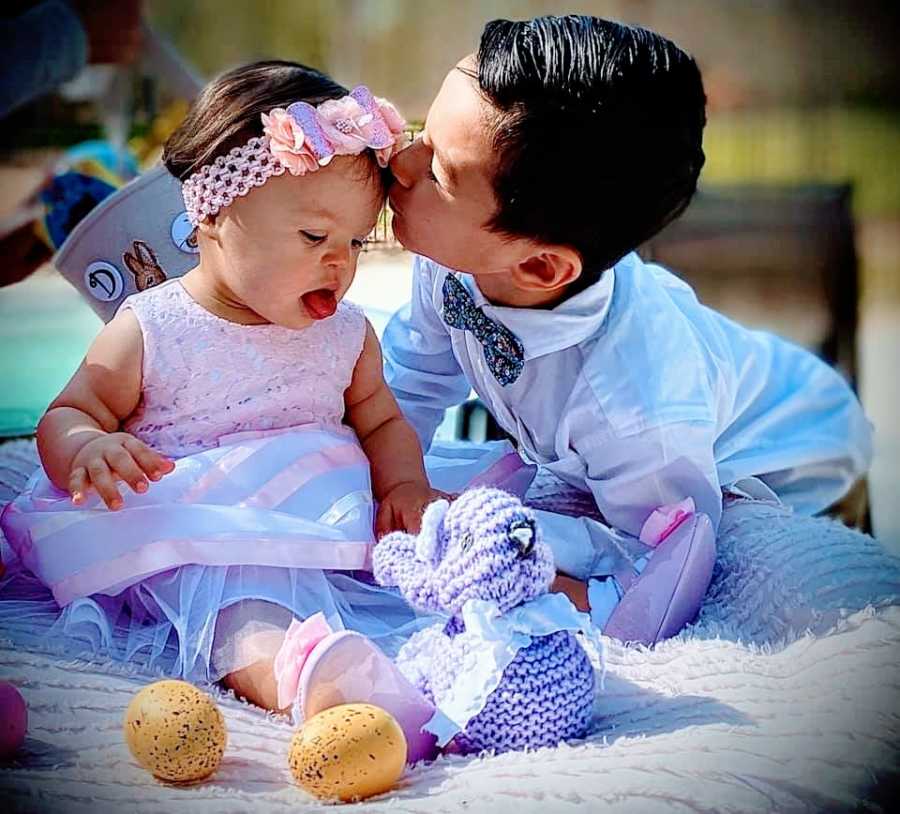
[301,289,338,320]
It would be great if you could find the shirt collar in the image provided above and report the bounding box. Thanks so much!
[448,253,626,361]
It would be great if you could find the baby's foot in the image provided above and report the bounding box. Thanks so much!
[273,616,439,764]
[273,613,335,711]
[585,507,715,646]
[293,629,439,764]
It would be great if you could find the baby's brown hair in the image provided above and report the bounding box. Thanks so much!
[163,59,388,191]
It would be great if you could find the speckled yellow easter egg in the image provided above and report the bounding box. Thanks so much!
[288,703,406,801]
[124,680,227,783]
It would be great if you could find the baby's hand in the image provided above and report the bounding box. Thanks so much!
[69,433,175,510]
[375,482,452,538]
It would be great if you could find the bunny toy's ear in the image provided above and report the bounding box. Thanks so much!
[372,530,417,588]
[372,500,450,614]
[372,528,441,612]
[416,499,449,564]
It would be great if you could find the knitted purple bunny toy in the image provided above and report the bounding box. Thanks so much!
[372,487,597,754]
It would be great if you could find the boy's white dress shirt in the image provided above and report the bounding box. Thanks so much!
[383,252,872,579]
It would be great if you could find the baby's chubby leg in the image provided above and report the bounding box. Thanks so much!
[221,654,284,712]
[213,599,293,712]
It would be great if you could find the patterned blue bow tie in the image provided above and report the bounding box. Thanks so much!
[441,274,525,386]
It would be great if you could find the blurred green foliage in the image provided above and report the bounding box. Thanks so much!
[704,108,900,217]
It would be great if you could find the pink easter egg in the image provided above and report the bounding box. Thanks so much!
[0,681,27,759]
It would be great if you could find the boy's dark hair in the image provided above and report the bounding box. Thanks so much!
[163,60,387,189]
[473,16,707,278]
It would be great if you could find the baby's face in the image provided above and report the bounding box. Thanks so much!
[201,157,383,329]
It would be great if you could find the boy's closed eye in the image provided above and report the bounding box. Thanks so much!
[428,163,455,196]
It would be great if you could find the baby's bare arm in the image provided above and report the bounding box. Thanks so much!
[37,310,172,507]
[345,322,443,535]
[345,323,428,496]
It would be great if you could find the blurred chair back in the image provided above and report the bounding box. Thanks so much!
[641,183,860,389]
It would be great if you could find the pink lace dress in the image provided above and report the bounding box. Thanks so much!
[1,280,438,681]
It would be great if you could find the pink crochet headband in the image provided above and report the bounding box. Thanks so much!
[181,85,407,227]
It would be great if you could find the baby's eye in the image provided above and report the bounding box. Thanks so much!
[427,167,440,184]
[351,237,367,250]
[300,230,326,243]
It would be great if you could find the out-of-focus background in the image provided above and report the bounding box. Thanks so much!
[1,0,898,543]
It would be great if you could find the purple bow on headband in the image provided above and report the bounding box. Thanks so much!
[262,85,407,175]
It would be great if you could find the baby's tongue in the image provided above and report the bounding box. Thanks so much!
[301,289,337,320]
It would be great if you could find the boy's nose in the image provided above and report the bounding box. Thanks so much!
[389,140,418,189]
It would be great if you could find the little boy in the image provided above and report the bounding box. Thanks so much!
[383,15,872,641]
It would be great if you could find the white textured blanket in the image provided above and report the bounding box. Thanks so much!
[2,440,899,813]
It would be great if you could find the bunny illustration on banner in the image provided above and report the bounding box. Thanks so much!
[122,240,168,291]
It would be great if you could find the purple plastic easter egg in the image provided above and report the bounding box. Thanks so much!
[0,681,27,758]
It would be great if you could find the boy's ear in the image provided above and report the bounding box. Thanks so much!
[510,245,582,293]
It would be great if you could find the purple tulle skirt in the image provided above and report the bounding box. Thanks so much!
[0,429,534,683]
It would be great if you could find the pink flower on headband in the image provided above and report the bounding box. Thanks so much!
[374,97,408,167]
[262,108,319,175]
[377,97,406,134]
[316,96,372,155]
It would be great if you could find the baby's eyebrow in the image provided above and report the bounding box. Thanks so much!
[302,205,338,223]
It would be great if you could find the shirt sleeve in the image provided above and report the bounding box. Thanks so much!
[578,419,723,540]
[0,0,88,118]
[382,255,473,451]
[530,420,722,581]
